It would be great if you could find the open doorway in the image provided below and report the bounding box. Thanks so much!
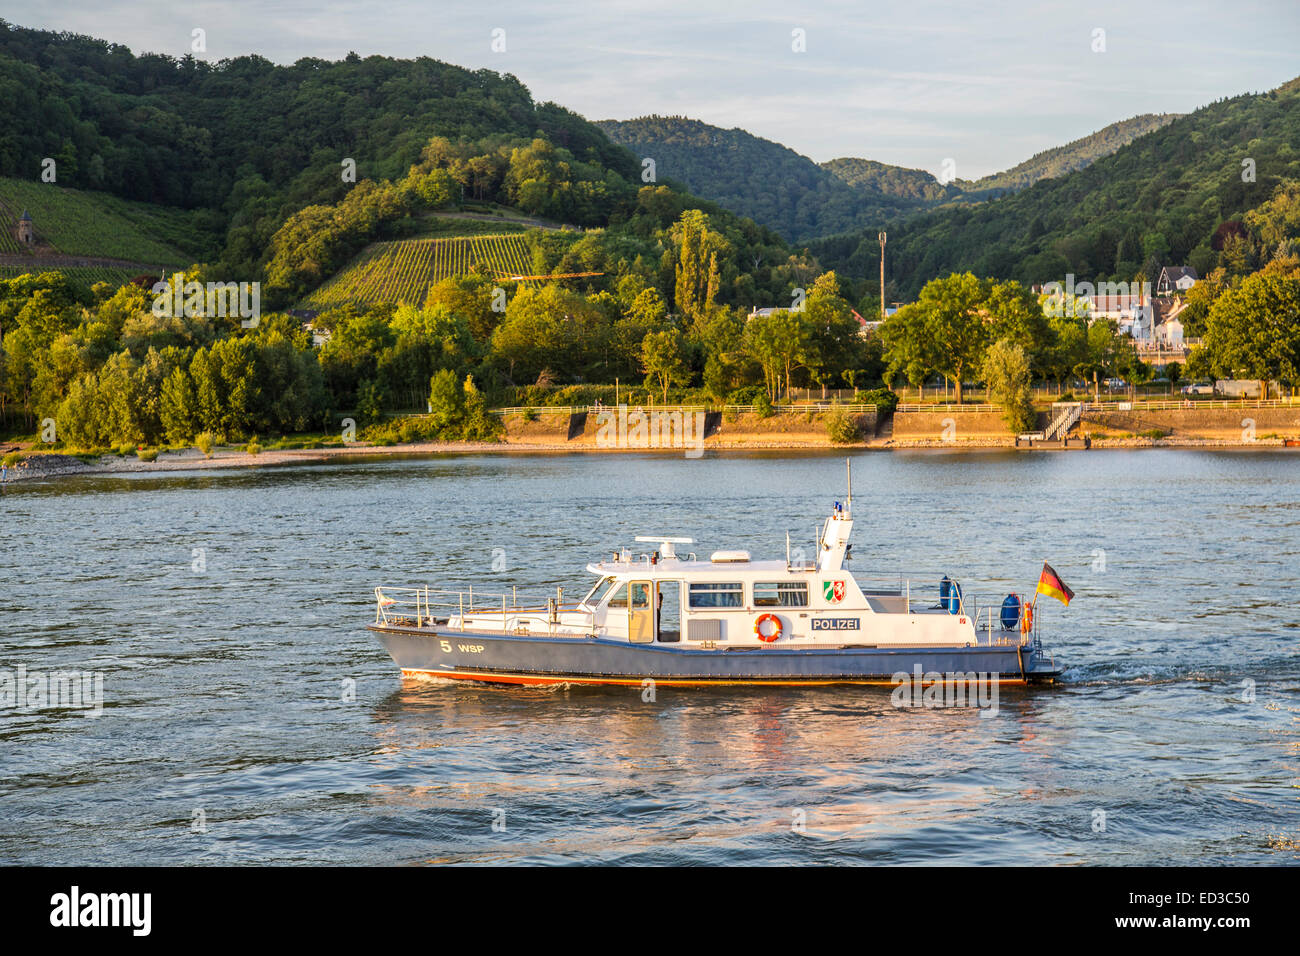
[656,581,682,642]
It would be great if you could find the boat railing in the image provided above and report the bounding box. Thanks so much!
[856,576,1037,634]
[972,604,1038,644]
[374,585,597,637]
[856,574,977,616]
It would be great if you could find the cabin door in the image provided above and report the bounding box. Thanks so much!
[656,581,682,642]
[628,581,653,644]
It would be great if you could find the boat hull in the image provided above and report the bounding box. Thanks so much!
[369,624,1060,686]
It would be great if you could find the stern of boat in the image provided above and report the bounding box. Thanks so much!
[973,604,1062,683]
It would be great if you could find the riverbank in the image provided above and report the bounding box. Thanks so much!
[3,432,1297,483]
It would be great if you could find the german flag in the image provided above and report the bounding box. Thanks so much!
[1036,563,1074,606]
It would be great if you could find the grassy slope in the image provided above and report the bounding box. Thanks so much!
[406,215,531,238]
[0,177,194,265]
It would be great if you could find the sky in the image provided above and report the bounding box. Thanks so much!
[12,0,1300,179]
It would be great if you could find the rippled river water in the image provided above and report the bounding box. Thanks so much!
[1,450,1296,864]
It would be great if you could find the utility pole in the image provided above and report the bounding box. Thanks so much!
[878,231,887,320]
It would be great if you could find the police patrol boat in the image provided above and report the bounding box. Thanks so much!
[369,465,1063,687]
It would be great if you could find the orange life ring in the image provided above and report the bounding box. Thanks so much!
[1021,603,1034,634]
[754,613,783,643]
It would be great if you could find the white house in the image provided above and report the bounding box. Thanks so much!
[1151,298,1185,347]
[1159,317,1185,346]
[1087,292,1154,341]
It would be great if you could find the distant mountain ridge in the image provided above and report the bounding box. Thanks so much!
[809,79,1300,299]
[955,113,1180,196]
[596,115,926,242]
[820,157,957,202]
[599,113,1184,242]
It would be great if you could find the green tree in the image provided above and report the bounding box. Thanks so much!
[1075,319,1125,401]
[744,309,808,400]
[881,272,988,404]
[427,368,465,432]
[160,366,198,443]
[413,168,458,208]
[641,328,690,403]
[982,338,1036,433]
[824,407,862,443]
[357,379,386,426]
[985,279,1050,373]
[489,285,610,384]
[1203,275,1300,397]
[1044,316,1088,393]
[460,375,499,441]
[424,275,500,345]
[671,209,729,326]
[1178,267,1228,338]
[211,337,258,437]
[801,271,865,389]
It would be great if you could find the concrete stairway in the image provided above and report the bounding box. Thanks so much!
[1044,403,1083,440]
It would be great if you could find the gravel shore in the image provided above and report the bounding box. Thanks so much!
[3,434,1293,484]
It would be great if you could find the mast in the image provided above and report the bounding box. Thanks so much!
[846,458,852,517]
[818,460,856,572]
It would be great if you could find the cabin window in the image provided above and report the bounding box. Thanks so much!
[605,583,629,608]
[753,582,809,607]
[689,582,743,608]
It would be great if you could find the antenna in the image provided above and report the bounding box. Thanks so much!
[633,535,694,560]
[786,531,791,569]
[846,458,852,516]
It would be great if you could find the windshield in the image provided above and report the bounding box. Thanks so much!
[581,576,617,606]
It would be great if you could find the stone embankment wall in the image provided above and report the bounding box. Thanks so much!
[888,411,1009,440]
[1081,406,1300,439]
[501,407,879,447]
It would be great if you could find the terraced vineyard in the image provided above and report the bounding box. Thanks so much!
[302,234,536,309]
[0,178,191,265]
[0,214,18,254]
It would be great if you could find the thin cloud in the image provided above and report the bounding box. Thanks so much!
[14,0,1299,176]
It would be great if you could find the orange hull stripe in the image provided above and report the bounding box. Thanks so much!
[400,668,1032,688]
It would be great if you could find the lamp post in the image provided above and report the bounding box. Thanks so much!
[878,231,887,320]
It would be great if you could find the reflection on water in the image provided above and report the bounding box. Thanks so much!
[0,450,1297,863]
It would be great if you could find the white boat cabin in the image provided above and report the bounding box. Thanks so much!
[439,501,989,649]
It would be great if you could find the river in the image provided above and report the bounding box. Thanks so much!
[1,449,1295,864]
